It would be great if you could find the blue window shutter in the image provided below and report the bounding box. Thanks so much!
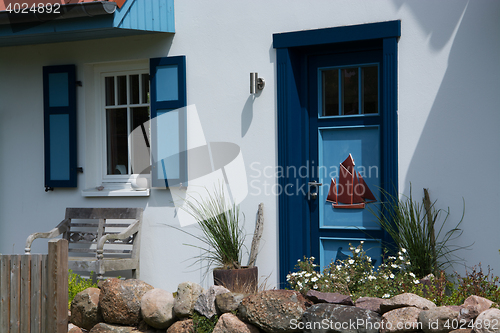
[43,65,77,189]
[150,56,187,188]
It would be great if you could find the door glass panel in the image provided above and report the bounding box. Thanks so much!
[318,126,380,229]
[106,108,128,175]
[362,66,378,114]
[341,68,359,115]
[322,69,339,116]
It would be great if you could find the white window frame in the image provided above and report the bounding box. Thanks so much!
[100,69,150,184]
[82,60,151,197]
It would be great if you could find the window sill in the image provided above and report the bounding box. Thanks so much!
[81,188,150,197]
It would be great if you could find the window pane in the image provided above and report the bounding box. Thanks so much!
[322,69,339,116]
[362,66,378,114]
[131,107,150,174]
[117,75,127,105]
[141,74,150,104]
[105,77,115,106]
[130,75,140,105]
[341,68,359,115]
[106,108,128,175]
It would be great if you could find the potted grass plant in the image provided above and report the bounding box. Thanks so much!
[174,186,259,293]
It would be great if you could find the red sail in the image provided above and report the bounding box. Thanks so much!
[331,154,376,209]
[352,171,364,204]
[326,178,337,203]
[341,154,355,174]
[337,163,354,204]
[358,173,376,202]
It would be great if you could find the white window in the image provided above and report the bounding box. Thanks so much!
[102,71,150,181]
[83,61,151,196]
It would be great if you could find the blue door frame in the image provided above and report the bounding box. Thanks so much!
[273,21,400,287]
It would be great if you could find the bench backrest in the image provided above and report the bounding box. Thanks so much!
[62,208,142,259]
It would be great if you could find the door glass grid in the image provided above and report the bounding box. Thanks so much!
[321,65,379,117]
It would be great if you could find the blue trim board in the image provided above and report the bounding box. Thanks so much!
[43,64,77,188]
[273,20,401,49]
[274,21,399,287]
[0,0,174,47]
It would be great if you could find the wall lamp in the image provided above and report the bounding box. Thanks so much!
[250,73,265,94]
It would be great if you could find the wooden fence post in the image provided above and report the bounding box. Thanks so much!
[47,239,68,333]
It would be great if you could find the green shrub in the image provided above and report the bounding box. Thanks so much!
[68,269,98,308]
[192,311,218,333]
[287,242,422,300]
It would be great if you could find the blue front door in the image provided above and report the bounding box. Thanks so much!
[273,21,400,286]
[308,50,385,269]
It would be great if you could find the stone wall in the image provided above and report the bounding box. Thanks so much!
[69,278,500,333]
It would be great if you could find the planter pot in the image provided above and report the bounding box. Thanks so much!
[213,266,258,293]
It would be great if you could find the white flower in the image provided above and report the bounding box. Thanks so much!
[346,276,350,282]
[355,249,361,253]
[401,248,407,253]
[382,293,391,299]
[388,256,396,260]
[399,256,404,261]
[348,259,355,265]
[311,277,318,282]
[390,273,395,279]
[367,257,372,262]
[313,284,318,289]
[414,280,420,284]
[406,261,411,265]
[350,246,355,250]
[310,256,315,260]
[360,241,364,244]
[297,282,302,287]
[305,273,312,277]
[391,264,398,269]
[368,275,376,281]
[336,265,342,271]
[409,272,416,278]
[297,259,301,262]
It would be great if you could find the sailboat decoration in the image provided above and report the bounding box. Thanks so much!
[326,154,376,209]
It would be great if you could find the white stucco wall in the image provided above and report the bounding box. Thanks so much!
[0,0,499,291]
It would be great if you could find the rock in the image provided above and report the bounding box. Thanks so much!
[238,290,308,332]
[70,287,103,330]
[459,296,494,323]
[355,297,385,314]
[306,290,354,305]
[473,308,500,333]
[302,303,381,333]
[449,330,472,333]
[419,306,460,333]
[166,318,194,333]
[89,323,134,333]
[216,292,246,313]
[213,313,260,333]
[141,288,176,329]
[380,293,436,313]
[68,323,84,333]
[173,281,204,318]
[194,285,230,318]
[381,307,422,333]
[133,320,167,333]
[99,278,154,326]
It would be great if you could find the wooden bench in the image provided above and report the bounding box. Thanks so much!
[25,208,142,279]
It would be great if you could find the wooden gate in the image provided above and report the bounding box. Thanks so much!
[0,239,68,333]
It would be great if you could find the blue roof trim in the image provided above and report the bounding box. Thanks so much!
[0,0,174,47]
[273,20,401,49]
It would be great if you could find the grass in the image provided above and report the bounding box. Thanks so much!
[369,185,470,278]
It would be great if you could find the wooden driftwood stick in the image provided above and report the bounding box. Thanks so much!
[248,203,264,268]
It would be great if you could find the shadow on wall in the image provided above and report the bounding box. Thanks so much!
[399,0,500,265]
